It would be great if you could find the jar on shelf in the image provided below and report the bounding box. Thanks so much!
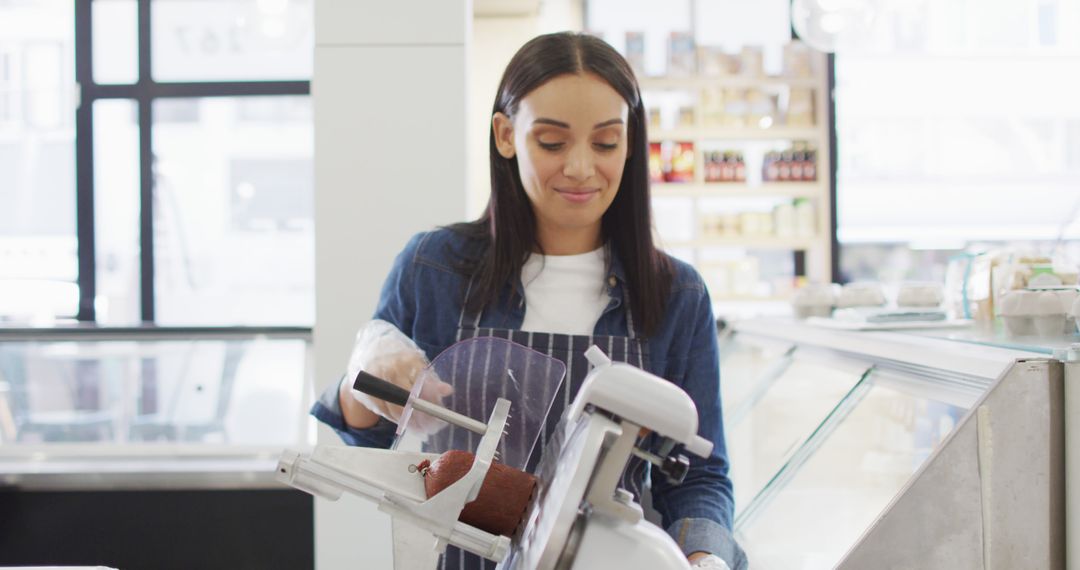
[794,198,816,237]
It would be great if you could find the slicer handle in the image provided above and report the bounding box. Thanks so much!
[352,370,410,406]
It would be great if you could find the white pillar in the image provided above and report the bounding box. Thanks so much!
[313,1,469,568]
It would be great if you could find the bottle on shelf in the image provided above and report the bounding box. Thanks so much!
[778,150,793,181]
[734,152,746,182]
[804,148,818,181]
[720,151,735,182]
[761,142,818,183]
[791,148,805,181]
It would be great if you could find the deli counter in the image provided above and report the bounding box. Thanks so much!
[719,318,1071,569]
[0,327,317,569]
[0,320,1071,569]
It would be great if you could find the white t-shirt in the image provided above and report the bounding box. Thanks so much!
[519,247,610,336]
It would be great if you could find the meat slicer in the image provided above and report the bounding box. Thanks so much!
[277,337,713,569]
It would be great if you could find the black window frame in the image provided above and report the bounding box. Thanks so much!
[74,0,311,323]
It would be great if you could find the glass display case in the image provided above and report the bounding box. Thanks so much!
[718,318,1067,569]
[0,327,315,488]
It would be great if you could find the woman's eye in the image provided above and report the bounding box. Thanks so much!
[593,142,618,151]
[538,142,564,151]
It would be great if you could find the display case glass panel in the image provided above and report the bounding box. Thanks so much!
[735,368,972,569]
[0,336,311,447]
[726,351,869,510]
[718,333,793,422]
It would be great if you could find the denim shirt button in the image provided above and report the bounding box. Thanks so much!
[608,275,617,287]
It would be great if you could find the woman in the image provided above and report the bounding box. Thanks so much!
[312,32,746,570]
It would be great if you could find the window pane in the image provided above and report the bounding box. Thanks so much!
[93,99,141,325]
[92,0,139,85]
[151,0,313,82]
[152,96,314,326]
[736,373,967,568]
[0,0,78,323]
[835,0,1080,280]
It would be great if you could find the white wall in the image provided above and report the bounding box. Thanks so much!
[313,1,468,568]
[466,1,584,217]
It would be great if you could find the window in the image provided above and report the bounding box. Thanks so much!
[0,0,314,326]
[835,0,1080,282]
[0,1,78,323]
[152,96,313,325]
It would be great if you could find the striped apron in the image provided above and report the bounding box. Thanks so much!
[437,285,651,570]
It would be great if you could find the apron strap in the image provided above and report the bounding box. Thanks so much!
[457,274,482,332]
[622,283,640,341]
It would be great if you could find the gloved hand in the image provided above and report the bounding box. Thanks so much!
[342,320,452,432]
[690,554,731,570]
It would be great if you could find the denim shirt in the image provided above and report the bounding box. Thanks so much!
[312,228,746,569]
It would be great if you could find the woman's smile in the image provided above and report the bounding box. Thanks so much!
[554,187,600,204]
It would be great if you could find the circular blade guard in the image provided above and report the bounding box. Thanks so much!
[394,336,566,472]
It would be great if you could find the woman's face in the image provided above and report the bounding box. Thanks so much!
[493,72,630,250]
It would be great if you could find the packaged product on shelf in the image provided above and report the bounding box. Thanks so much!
[704,151,746,183]
[625,32,646,77]
[701,213,719,237]
[677,105,696,127]
[667,31,697,77]
[704,152,720,182]
[794,198,816,237]
[698,46,736,77]
[648,107,662,130]
[787,87,815,127]
[721,212,740,236]
[778,150,793,181]
[701,87,726,126]
[782,41,814,78]
[722,88,748,127]
[669,140,695,182]
[774,201,796,238]
[745,89,778,130]
[804,147,818,181]
[791,148,805,180]
[648,142,664,183]
[762,143,818,182]
[740,212,764,236]
[663,141,695,183]
[739,46,765,78]
[720,152,736,182]
[763,151,780,182]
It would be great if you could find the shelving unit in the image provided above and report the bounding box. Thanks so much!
[649,126,822,142]
[641,45,833,309]
[665,236,818,250]
[653,181,824,198]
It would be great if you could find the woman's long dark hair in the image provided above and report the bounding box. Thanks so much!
[450,32,673,336]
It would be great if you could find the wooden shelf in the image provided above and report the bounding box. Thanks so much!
[638,76,819,90]
[648,126,821,142]
[652,182,824,198]
[663,236,819,250]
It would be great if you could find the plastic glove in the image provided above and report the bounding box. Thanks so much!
[690,554,731,570]
[343,320,452,432]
